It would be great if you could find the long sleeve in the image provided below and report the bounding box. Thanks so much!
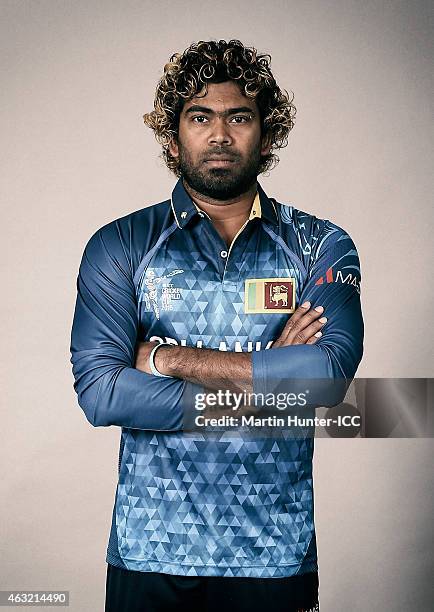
[251,226,364,403]
[70,222,199,430]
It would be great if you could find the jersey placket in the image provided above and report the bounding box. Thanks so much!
[199,215,254,292]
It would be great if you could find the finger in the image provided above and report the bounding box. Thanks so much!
[306,330,324,345]
[273,302,313,347]
[279,305,325,345]
[294,317,327,345]
[289,317,327,345]
[285,301,313,326]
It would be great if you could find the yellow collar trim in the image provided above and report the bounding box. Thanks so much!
[192,192,261,221]
[248,192,261,220]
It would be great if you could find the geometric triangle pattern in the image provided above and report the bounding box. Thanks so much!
[136,220,305,353]
[107,429,317,577]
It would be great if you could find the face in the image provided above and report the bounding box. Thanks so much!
[169,81,271,200]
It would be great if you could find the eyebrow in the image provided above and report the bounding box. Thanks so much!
[184,105,256,117]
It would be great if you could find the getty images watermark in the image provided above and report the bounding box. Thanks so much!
[193,389,360,432]
[182,379,434,438]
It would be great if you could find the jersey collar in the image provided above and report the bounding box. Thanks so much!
[256,182,279,227]
[170,177,278,229]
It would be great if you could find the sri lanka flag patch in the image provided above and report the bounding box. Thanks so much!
[244,278,296,314]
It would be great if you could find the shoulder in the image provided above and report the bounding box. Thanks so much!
[274,199,359,260]
[82,199,174,275]
[90,199,172,245]
[275,200,352,240]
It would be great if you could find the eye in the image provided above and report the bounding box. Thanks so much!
[230,115,252,124]
[192,115,209,123]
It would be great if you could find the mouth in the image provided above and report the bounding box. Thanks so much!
[204,158,236,167]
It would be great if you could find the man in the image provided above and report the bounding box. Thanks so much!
[70,39,363,612]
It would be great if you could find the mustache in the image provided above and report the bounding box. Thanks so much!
[201,149,240,162]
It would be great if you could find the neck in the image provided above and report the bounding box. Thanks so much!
[182,179,257,223]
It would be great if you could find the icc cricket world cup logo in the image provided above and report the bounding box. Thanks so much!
[141,268,184,320]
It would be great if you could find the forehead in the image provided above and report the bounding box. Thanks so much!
[182,81,258,112]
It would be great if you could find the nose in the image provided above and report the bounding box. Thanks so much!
[208,118,232,146]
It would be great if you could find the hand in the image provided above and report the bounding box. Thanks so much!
[272,301,327,348]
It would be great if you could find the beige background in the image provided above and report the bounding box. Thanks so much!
[1,0,433,610]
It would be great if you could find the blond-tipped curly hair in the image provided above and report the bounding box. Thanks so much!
[143,39,296,176]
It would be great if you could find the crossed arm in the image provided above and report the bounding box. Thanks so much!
[135,302,327,393]
[70,224,363,430]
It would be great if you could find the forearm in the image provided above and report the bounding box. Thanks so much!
[143,345,253,393]
[72,351,202,430]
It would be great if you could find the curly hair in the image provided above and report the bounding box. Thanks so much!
[143,39,296,176]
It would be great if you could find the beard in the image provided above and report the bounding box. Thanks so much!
[177,143,262,200]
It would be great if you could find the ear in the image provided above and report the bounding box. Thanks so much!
[169,138,179,159]
[260,131,272,156]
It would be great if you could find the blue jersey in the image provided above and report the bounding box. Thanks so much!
[70,178,363,577]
